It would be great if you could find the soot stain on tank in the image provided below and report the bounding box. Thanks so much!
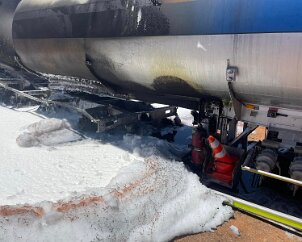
[135,6,170,35]
[85,53,121,88]
[152,76,201,96]
[86,53,154,94]
[120,0,170,36]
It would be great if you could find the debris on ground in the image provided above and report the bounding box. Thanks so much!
[229,225,240,237]
[16,118,81,147]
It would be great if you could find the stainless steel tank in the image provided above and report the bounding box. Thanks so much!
[10,0,302,110]
[0,0,21,67]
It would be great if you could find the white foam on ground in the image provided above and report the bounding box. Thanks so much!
[0,106,135,205]
[0,105,233,241]
[17,118,81,147]
[0,157,233,242]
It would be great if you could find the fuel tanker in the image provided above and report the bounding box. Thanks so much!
[1,0,302,112]
[1,0,302,226]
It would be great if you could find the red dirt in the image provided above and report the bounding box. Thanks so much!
[175,211,302,242]
[0,206,44,217]
[54,196,104,213]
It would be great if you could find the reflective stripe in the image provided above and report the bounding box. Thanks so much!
[215,191,302,231]
[209,136,232,161]
[209,139,220,149]
[213,144,223,156]
[215,149,226,159]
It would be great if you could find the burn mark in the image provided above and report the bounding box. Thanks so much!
[12,0,302,40]
[153,76,201,97]
[13,0,169,39]
[85,54,121,93]
[150,0,162,7]
[85,53,154,95]
[136,7,169,35]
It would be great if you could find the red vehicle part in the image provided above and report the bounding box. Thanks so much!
[191,127,207,165]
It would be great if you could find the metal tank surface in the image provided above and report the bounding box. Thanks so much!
[7,0,302,110]
[0,0,21,67]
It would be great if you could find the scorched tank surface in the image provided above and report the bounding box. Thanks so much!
[2,0,302,110]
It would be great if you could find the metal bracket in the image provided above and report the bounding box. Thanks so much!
[226,60,238,82]
[229,123,258,147]
[226,59,242,120]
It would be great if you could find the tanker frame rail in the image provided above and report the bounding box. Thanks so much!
[0,79,178,132]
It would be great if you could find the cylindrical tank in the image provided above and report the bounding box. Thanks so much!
[9,0,302,110]
[0,0,20,67]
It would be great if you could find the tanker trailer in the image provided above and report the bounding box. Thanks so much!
[10,0,302,112]
[1,0,302,226]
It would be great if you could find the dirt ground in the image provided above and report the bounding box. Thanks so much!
[175,211,302,242]
[248,126,267,142]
